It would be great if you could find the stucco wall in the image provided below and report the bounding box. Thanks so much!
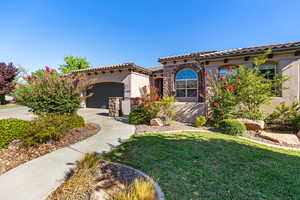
[129,72,150,97]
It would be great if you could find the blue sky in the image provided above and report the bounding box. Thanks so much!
[0,0,300,72]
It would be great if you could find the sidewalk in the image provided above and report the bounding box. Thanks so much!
[0,108,135,200]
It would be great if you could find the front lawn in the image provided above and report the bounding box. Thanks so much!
[102,132,300,200]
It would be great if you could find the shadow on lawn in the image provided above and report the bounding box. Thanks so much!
[102,133,300,200]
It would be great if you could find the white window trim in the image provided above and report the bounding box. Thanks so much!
[175,69,198,99]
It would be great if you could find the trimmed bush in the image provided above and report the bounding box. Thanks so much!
[218,119,246,136]
[22,114,84,147]
[0,118,31,148]
[195,116,207,127]
[292,115,300,132]
[129,108,151,125]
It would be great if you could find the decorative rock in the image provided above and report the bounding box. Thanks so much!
[8,139,22,149]
[297,131,300,138]
[259,131,300,145]
[237,118,265,131]
[150,118,163,126]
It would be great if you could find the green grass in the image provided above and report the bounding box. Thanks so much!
[102,132,300,200]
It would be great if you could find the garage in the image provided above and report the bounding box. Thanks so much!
[86,82,124,108]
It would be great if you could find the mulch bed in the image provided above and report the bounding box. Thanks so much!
[0,123,101,174]
[135,121,208,134]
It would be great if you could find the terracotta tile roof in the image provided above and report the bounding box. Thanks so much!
[158,41,300,62]
[158,51,216,62]
[147,66,163,73]
[73,62,152,75]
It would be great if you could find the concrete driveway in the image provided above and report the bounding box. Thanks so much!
[0,106,35,120]
[0,108,135,200]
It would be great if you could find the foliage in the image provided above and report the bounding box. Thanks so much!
[31,67,59,78]
[206,50,288,122]
[135,86,161,120]
[59,56,90,74]
[0,62,18,104]
[194,116,207,127]
[109,178,156,200]
[13,66,89,114]
[266,101,299,130]
[160,96,176,122]
[22,114,84,147]
[0,118,31,149]
[206,69,237,121]
[47,152,100,200]
[292,115,300,132]
[218,119,246,136]
[102,132,300,200]
[129,107,151,125]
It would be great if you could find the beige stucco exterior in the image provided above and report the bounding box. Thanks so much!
[129,72,150,97]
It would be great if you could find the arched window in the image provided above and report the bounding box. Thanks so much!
[219,65,238,77]
[175,69,198,97]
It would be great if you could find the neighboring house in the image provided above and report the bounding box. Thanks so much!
[75,41,300,122]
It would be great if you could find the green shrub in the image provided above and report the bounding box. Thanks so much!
[266,101,299,130]
[218,119,246,136]
[194,116,207,127]
[129,108,151,125]
[69,114,85,129]
[160,96,176,121]
[22,114,84,147]
[0,118,31,148]
[292,115,300,132]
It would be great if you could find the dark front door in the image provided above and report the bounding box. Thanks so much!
[86,82,124,108]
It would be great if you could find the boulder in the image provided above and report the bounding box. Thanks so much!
[150,118,163,126]
[259,131,300,145]
[237,118,265,131]
[297,131,300,138]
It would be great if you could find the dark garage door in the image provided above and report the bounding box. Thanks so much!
[86,82,124,108]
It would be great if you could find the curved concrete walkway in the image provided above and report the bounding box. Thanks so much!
[0,108,135,200]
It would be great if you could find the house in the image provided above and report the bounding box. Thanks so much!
[75,41,300,122]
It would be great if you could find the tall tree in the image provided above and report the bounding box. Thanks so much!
[59,56,89,74]
[0,62,18,104]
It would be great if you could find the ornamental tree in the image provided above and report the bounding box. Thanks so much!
[0,63,18,104]
[59,56,89,74]
[13,66,89,114]
[205,50,288,122]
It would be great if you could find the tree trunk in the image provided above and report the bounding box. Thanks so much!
[0,94,5,105]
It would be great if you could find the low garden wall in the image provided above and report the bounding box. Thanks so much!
[174,102,207,123]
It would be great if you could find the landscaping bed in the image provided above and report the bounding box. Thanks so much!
[47,153,162,200]
[0,123,100,174]
[101,131,300,200]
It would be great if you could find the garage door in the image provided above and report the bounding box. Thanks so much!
[86,82,124,108]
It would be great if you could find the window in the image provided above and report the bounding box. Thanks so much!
[259,63,276,80]
[219,65,237,77]
[259,62,277,95]
[175,69,198,97]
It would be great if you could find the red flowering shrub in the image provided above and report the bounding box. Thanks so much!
[13,66,89,114]
[136,86,161,119]
[129,86,161,124]
[205,69,237,121]
[206,60,287,122]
